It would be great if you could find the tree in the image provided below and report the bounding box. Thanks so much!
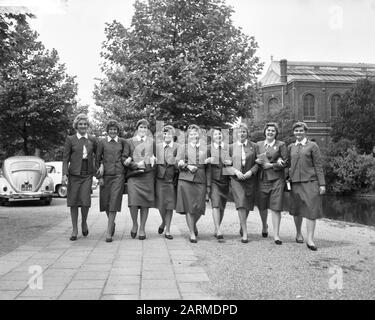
[0,14,78,158]
[331,78,375,154]
[94,0,263,133]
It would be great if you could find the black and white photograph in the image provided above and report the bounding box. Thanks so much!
[0,0,374,305]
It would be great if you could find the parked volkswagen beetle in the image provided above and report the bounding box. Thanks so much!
[0,156,54,205]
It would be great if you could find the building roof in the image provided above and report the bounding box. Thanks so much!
[260,60,375,86]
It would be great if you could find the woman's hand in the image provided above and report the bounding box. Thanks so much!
[124,157,132,166]
[187,165,198,173]
[244,170,253,179]
[235,169,246,181]
[277,158,285,166]
[62,175,68,185]
[255,158,264,165]
[178,160,186,168]
[204,157,214,164]
[223,159,232,166]
[137,160,146,169]
[96,164,104,177]
[319,186,326,195]
[263,163,273,170]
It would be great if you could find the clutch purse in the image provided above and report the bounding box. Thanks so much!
[125,169,145,179]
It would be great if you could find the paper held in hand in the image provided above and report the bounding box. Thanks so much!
[256,152,270,164]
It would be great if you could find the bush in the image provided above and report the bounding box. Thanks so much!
[324,146,375,194]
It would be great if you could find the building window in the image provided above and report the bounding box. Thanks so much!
[303,93,315,120]
[268,98,280,113]
[331,94,341,118]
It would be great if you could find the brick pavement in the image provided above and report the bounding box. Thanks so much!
[0,195,216,300]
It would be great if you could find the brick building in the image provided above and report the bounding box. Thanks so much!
[257,59,375,146]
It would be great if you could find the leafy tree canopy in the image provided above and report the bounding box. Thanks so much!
[331,78,375,154]
[0,14,78,158]
[95,0,263,134]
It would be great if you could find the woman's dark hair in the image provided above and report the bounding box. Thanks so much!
[263,122,279,138]
[292,121,309,131]
[106,120,121,134]
[135,119,150,130]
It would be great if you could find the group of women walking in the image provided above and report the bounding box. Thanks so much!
[62,114,326,251]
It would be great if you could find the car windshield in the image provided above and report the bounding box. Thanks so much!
[10,161,41,172]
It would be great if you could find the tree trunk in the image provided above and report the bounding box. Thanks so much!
[23,122,29,155]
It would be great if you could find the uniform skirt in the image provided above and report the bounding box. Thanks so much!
[127,170,155,208]
[156,178,176,211]
[230,177,256,211]
[257,178,285,211]
[210,180,230,211]
[67,174,92,207]
[289,180,323,220]
[99,174,125,212]
[176,180,206,216]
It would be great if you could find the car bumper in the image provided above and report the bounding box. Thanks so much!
[0,191,53,201]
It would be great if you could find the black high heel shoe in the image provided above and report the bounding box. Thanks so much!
[274,240,283,245]
[158,225,165,234]
[241,238,249,244]
[70,235,77,241]
[306,243,318,251]
[105,237,113,243]
[130,231,137,239]
[138,234,146,240]
[189,238,197,243]
[82,228,89,237]
[164,234,173,240]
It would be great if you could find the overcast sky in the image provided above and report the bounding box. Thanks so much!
[2,0,375,106]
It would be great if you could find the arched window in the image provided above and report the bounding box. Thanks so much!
[331,94,341,118]
[268,98,280,113]
[303,93,315,120]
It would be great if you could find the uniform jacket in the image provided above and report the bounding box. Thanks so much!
[256,140,288,181]
[287,139,325,186]
[62,134,98,176]
[176,142,211,186]
[207,143,231,183]
[96,137,131,176]
[155,142,179,183]
[228,140,259,180]
[126,136,156,176]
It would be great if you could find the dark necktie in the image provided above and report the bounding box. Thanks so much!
[164,143,170,165]
[196,146,199,165]
[218,145,223,165]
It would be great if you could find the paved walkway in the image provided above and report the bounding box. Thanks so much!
[0,196,215,300]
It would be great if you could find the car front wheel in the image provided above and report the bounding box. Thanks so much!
[56,185,67,198]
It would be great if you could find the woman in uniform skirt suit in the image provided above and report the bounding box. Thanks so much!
[155,125,179,240]
[288,122,326,251]
[62,114,98,241]
[206,128,232,241]
[96,120,132,242]
[229,123,259,243]
[126,119,156,240]
[255,122,288,245]
[176,124,210,243]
